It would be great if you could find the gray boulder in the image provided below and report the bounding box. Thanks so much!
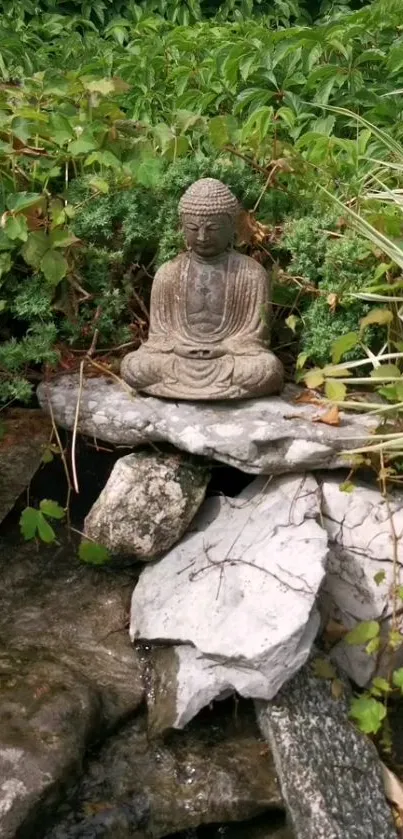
[84,452,210,560]
[37,375,377,475]
[256,660,397,838]
[319,477,403,686]
[130,474,328,727]
[0,408,51,524]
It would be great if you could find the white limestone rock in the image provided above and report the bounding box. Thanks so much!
[84,452,210,560]
[319,477,403,686]
[130,474,329,725]
[37,375,377,475]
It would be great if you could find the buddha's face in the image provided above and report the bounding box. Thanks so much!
[182,213,234,258]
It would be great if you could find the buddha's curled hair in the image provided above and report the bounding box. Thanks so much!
[179,178,240,220]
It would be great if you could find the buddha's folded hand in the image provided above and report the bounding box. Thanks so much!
[174,343,225,359]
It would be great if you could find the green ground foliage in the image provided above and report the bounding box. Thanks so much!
[0,0,402,405]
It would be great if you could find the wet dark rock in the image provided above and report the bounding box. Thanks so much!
[0,537,143,839]
[256,660,397,839]
[0,409,52,524]
[44,703,283,839]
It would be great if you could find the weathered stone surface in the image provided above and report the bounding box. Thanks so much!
[319,477,403,686]
[45,703,283,839]
[84,451,210,560]
[131,474,328,726]
[0,408,51,523]
[256,660,397,839]
[37,376,377,475]
[0,536,143,839]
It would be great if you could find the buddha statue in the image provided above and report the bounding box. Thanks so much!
[121,178,284,400]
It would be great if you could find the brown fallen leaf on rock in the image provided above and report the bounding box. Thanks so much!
[312,405,340,426]
[294,390,323,406]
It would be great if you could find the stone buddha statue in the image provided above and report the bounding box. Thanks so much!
[121,178,284,400]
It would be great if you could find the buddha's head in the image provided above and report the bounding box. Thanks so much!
[179,178,239,258]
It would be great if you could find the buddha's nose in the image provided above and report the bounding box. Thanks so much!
[197,227,207,242]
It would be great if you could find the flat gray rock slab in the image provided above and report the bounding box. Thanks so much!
[37,376,376,475]
[319,477,403,687]
[256,661,397,839]
[131,474,328,725]
[0,409,51,523]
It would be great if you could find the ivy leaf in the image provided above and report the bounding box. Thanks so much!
[349,695,386,734]
[20,507,40,540]
[345,620,380,646]
[374,570,386,586]
[325,379,346,402]
[392,668,403,692]
[39,499,65,520]
[360,308,393,333]
[40,250,68,285]
[22,231,49,269]
[79,541,110,565]
[4,215,28,242]
[331,331,359,363]
[36,511,56,543]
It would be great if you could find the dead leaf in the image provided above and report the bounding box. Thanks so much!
[294,390,322,405]
[323,618,349,647]
[331,678,345,699]
[327,292,338,313]
[381,762,403,826]
[312,405,340,426]
[237,210,273,246]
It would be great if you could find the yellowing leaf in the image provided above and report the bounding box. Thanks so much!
[360,308,393,333]
[331,331,359,363]
[84,78,116,96]
[339,480,355,493]
[370,364,401,379]
[345,620,380,646]
[381,762,403,819]
[304,368,324,389]
[331,678,345,700]
[312,405,340,426]
[312,657,337,680]
[285,314,298,333]
[325,379,347,402]
[322,366,352,378]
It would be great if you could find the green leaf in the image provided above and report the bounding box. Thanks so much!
[345,620,380,646]
[360,308,393,333]
[339,481,355,494]
[312,657,337,680]
[78,541,110,565]
[49,113,74,146]
[88,177,110,194]
[366,636,381,655]
[374,570,386,586]
[40,250,68,285]
[36,511,56,543]
[0,253,12,278]
[132,157,164,188]
[325,379,347,402]
[208,115,237,150]
[4,215,28,242]
[49,230,80,249]
[372,677,391,694]
[0,300,7,312]
[20,507,40,541]
[331,332,359,364]
[22,231,49,268]
[397,586,403,601]
[304,368,324,389]
[349,695,386,734]
[370,364,401,379]
[6,192,42,213]
[68,136,98,156]
[39,499,65,520]
[392,668,403,692]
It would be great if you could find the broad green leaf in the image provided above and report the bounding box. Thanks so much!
[372,677,391,694]
[39,499,65,520]
[68,137,98,156]
[331,332,359,364]
[49,113,74,146]
[374,570,386,586]
[325,379,346,402]
[78,541,110,565]
[40,250,68,285]
[208,115,237,149]
[36,511,56,543]
[370,364,401,379]
[21,231,49,268]
[4,215,28,242]
[392,668,403,691]
[6,192,42,213]
[304,368,324,389]
[84,150,122,169]
[345,620,380,646]
[49,230,80,249]
[360,308,393,332]
[349,695,386,734]
[20,507,40,541]
[132,157,164,188]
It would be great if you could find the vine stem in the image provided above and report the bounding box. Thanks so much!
[71,360,84,494]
